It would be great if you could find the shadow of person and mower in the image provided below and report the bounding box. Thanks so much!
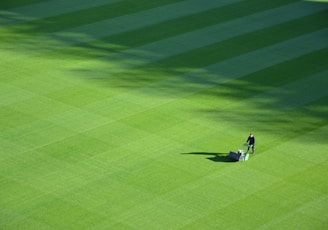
[181,152,236,163]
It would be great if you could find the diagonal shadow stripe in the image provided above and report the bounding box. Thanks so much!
[104,28,328,99]
[0,0,122,25]
[2,0,325,64]
[51,2,328,74]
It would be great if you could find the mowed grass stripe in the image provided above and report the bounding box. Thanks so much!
[101,11,328,88]
[197,71,328,148]
[0,84,39,106]
[1,0,46,10]
[4,0,316,96]
[250,70,328,111]
[158,10,328,69]
[112,29,328,106]
[0,177,108,229]
[201,29,328,80]
[0,148,140,228]
[6,0,243,33]
[0,0,242,44]
[55,0,299,54]
[1,133,190,227]
[46,0,240,44]
[199,179,327,229]
[104,121,328,229]
[1,0,320,64]
[0,0,44,10]
[142,71,328,133]
[1,22,322,156]
[247,131,328,229]
[182,49,328,146]
[118,75,328,159]
[0,0,121,25]
[174,124,328,229]
[0,84,228,230]
[189,47,328,109]
[11,119,325,230]
[258,194,328,229]
[50,1,328,77]
[80,32,328,143]
[72,31,327,140]
[0,98,115,157]
[108,154,282,229]
[54,36,325,162]
[60,0,297,42]
[0,0,243,63]
[1,1,327,229]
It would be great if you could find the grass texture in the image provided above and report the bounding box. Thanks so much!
[1,0,328,229]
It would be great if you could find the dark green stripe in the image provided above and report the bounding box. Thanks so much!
[5,0,186,33]
[0,0,46,10]
[104,0,300,48]
[156,10,328,69]
[71,0,299,53]
[96,12,328,88]
[197,48,328,102]
[42,0,305,63]
[240,47,328,91]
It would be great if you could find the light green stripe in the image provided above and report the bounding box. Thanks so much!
[0,0,243,59]
[203,70,328,118]
[3,24,327,149]
[54,1,328,75]
[175,29,328,92]
[0,85,38,106]
[253,70,328,111]
[203,29,328,79]
[258,194,328,229]
[0,0,122,25]
[87,29,328,113]
[56,0,243,40]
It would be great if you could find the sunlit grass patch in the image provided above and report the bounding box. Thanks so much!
[1,0,328,229]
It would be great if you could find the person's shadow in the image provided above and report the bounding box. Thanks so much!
[181,152,236,163]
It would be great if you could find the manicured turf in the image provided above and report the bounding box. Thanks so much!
[1,0,328,229]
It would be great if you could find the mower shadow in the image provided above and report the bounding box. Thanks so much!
[181,152,236,163]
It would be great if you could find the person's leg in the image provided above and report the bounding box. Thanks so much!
[252,145,255,154]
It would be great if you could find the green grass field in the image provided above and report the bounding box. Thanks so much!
[1,0,328,229]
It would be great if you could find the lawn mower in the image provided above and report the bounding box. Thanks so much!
[228,144,253,162]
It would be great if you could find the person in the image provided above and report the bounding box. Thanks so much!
[246,133,255,154]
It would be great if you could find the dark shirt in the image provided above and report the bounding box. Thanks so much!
[247,136,255,145]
